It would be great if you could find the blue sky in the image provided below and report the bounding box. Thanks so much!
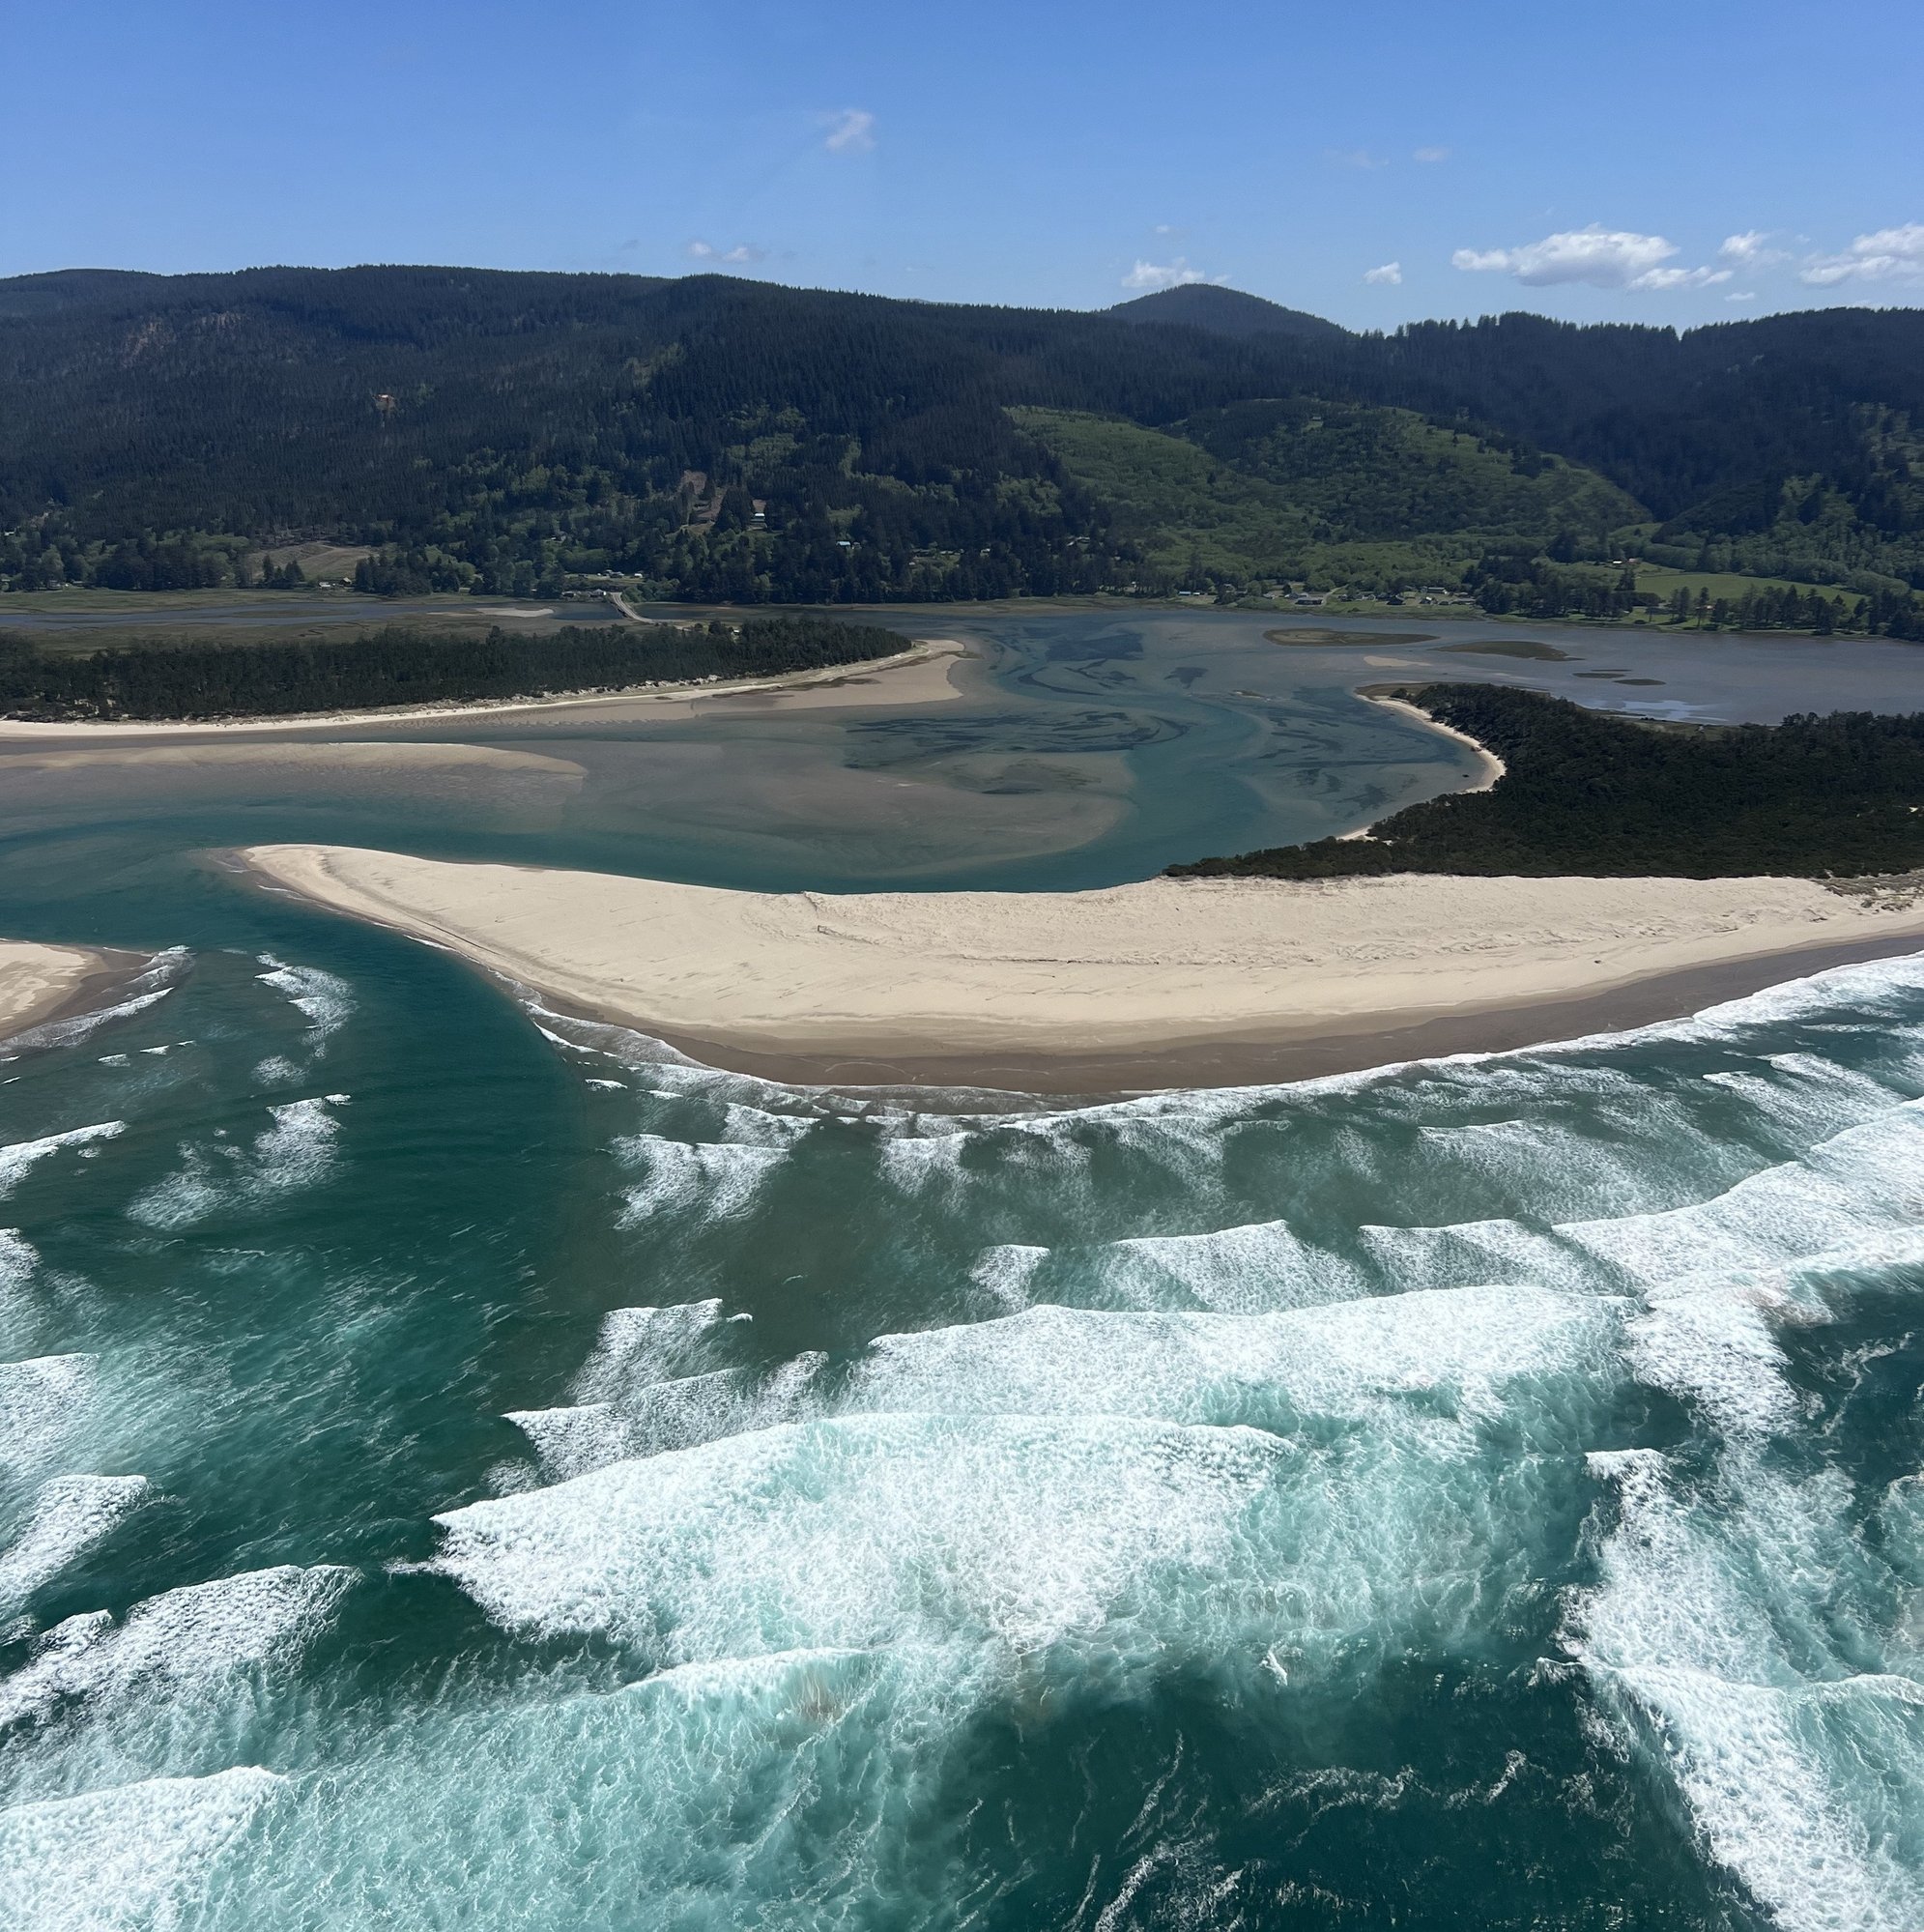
[5,0,1920,328]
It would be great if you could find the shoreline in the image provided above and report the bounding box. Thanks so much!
[0,639,968,742]
[1338,691,1505,839]
[0,941,163,1051]
[230,845,1924,1096]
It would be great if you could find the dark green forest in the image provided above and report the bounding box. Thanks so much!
[2,268,1921,624]
[0,616,906,721]
[1167,685,1924,879]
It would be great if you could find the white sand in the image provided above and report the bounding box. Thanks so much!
[0,942,123,1042]
[1366,694,1507,788]
[236,845,1924,1064]
[0,641,966,742]
[2,743,585,776]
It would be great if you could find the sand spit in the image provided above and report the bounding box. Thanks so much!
[1,743,587,777]
[0,942,159,1048]
[0,640,968,742]
[233,846,1924,1092]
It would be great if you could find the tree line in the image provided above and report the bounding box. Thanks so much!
[1168,684,1924,879]
[0,617,909,721]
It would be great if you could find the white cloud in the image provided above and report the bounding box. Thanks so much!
[1633,265,1734,290]
[1413,146,1450,163]
[1120,257,1225,292]
[1363,261,1402,285]
[1726,291,1760,303]
[1325,147,1389,169]
[687,240,767,267]
[1451,225,1729,290]
[1718,230,1783,266]
[1799,222,1924,286]
[822,108,876,154]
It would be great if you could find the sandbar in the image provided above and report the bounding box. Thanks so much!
[1,743,586,777]
[0,941,158,1048]
[0,640,967,742]
[234,845,1924,1093]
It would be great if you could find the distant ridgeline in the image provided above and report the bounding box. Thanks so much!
[0,268,1921,627]
[1168,685,1924,879]
[0,618,906,721]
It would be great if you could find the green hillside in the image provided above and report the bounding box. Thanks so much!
[1013,401,1642,588]
[1,269,1920,622]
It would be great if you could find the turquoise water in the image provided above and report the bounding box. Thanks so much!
[4,611,1924,1928]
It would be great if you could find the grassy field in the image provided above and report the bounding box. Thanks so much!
[1011,404,1636,591]
[0,590,618,653]
[1633,565,1853,606]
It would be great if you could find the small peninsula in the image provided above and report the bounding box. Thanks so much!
[1169,685,1924,880]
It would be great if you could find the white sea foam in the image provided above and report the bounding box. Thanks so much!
[0,1562,357,1734]
[567,1300,727,1403]
[0,1122,126,1200]
[505,1403,629,1483]
[0,1233,36,1333]
[169,1644,984,1930]
[614,1134,788,1224]
[1359,1216,1585,1294]
[1088,1218,1364,1314]
[435,1413,1289,1658]
[837,1286,1618,1438]
[255,957,355,1044]
[129,1097,342,1229]
[968,1243,1048,1312]
[0,1354,95,1483]
[1625,1292,1799,1438]
[0,1474,149,1612]
[511,1358,829,1477]
[1558,1100,1924,1288]
[434,1402,1572,1686]
[1573,1451,1924,1931]
[0,1766,283,1932]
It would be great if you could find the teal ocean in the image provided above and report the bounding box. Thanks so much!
[5,612,1924,1929]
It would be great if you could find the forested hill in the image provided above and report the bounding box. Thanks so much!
[2,267,1921,609]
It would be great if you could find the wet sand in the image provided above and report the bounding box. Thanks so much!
[232,846,1924,1094]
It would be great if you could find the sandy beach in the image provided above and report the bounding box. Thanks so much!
[0,639,968,742]
[234,845,1924,1091]
[0,940,155,1047]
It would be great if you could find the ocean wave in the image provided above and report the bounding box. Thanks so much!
[254,957,355,1046]
[0,1766,284,1932]
[433,1407,1571,1682]
[0,1354,95,1486]
[566,1300,731,1404]
[129,1098,343,1230]
[0,1473,150,1614]
[613,1134,789,1225]
[0,1123,126,1202]
[0,1563,357,1741]
[1572,1449,1924,1932]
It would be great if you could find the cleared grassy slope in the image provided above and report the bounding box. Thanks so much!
[1011,404,1643,585]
